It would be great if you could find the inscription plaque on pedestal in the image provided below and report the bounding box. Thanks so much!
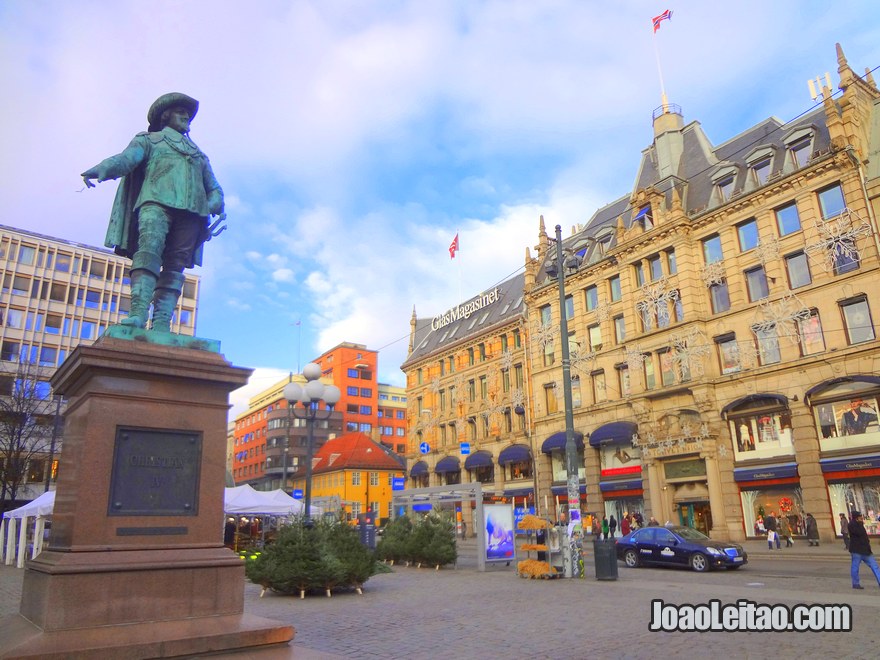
[109,427,202,516]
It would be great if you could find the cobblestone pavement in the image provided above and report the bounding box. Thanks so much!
[1,539,876,659]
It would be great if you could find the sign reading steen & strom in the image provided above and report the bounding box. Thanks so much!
[431,287,500,331]
[108,427,202,516]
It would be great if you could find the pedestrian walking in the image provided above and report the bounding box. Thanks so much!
[609,515,618,539]
[839,513,851,550]
[621,516,631,536]
[601,516,609,541]
[805,513,820,546]
[647,516,659,527]
[778,515,793,548]
[847,511,880,589]
[764,511,780,549]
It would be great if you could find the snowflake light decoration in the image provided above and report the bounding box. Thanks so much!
[499,350,514,373]
[452,375,466,403]
[631,432,641,447]
[625,345,647,371]
[717,441,729,458]
[755,235,781,266]
[804,208,873,273]
[636,278,679,326]
[569,346,597,376]
[732,341,759,369]
[669,327,711,379]
[699,423,710,439]
[531,320,556,350]
[700,261,726,287]
[595,298,612,323]
[429,376,441,393]
[752,293,811,345]
[510,388,524,409]
[680,422,694,439]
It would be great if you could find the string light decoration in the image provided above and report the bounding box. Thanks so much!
[636,278,679,327]
[429,376,441,393]
[669,327,711,379]
[804,208,873,273]
[569,345,597,376]
[531,320,556,351]
[700,261,726,287]
[625,345,647,371]
[752,293,812,345]
[595,298,612,323]
[510,387,525,410]
[755,235,781,266]
[499,349,514,373]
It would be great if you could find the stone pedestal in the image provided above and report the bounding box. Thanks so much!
[0,336,294,658]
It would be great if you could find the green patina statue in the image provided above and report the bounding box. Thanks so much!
[81,92,226,332]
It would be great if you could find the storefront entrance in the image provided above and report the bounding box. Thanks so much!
[678,501,712,535]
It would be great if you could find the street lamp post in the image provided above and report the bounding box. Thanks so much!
[550,224,582,576]
[283,363,341,523]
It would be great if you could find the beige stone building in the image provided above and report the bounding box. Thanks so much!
[404,44,880,542]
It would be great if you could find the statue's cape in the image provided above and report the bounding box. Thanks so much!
[103,130,205,266]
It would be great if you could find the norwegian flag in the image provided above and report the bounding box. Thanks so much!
[652,9,672,33]
[449,233,459,259]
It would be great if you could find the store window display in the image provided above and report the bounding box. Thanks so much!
[729,410,794,458]
[814,393,880,450]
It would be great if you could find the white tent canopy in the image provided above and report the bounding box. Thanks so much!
[223,484,322,516]
[2,490,55,519]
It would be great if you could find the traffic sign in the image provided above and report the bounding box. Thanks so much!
[292,489,303,499]
[419,442,430,454]
[460,442,471,455]
[392,477,405,491]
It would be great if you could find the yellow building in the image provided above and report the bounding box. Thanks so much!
[404,44,880,542]
[290,431,405,524]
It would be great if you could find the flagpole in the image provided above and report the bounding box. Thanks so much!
[457,229,462,305]
[652,31,668,111]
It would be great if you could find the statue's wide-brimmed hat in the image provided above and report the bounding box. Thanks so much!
[147,92,199,131]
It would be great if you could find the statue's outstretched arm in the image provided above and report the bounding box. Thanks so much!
[81,137,148,188]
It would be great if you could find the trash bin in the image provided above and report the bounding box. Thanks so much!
[593,538,618,581]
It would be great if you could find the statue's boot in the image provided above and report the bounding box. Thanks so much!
[150,272,186,333]
[121,251,161,328]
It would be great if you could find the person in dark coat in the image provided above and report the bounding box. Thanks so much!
[848,511,880,589]
[805,513,820,546]
[840,513,851,550]
[778,515,793,548]
[609,515,618,538]
[764,511,780,549]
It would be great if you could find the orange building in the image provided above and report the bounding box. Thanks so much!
[312,342,379,436]
[291,432,405,523]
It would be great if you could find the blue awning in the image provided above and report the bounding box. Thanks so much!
[804,375,880,406]
[721,393,788,419]
[589,421,638,448]
[434,456,461,473]
[498,444,531,465]
[410,461,428,477]
[464,451,493,470]
[550,484,587,496]
[820,454,880,473]
[504,488,534,498]
[541,431,585,454]
[733,462,798,482]
[599,479,643,492]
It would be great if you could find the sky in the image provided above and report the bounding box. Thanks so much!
[2,1,879,418]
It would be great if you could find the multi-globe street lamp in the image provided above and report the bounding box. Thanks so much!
[546,223,583,576]
[282,363,340,523]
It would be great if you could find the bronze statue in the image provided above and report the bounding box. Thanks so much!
[82,93,226,332]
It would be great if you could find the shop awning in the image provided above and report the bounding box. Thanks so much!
[410,461,428,477]
[804,375,880,406]
[589,421,638,447]
[434,456,461,473]
[464,451,493,470]
[599,479,643,492]
[541,431,585,454]
[504,488,534,498]
[721,393,788,419]
[498,444,532,465]
[733,462,798,482]
[820,454,880,473]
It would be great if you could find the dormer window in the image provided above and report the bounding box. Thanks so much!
[752,158,772,185]
[717,176,735,202]
[790,138,811,168]
[633,205,653,231]
[711,165,738,204]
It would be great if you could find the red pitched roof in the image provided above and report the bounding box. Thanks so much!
[301,432,403,475]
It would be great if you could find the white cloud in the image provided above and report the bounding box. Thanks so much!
[272,268,295,283]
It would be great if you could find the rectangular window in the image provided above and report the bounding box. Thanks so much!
[347,368,359,378]
[752,157,772,186]
[775,202,801,236]
[709,281,731,314]
[544,384,558,415]
[352,471,361,486]
[588,324,602,351]
[754,327,781,365]
[80,321,96,340]
[1,341,20,361]
[592,371,607,403]
[609,276,622,302]
[84,289,101,309]
[49,283,66,302]
[369,472,379,486]
[5,309,24,329]
[666,249,677,275]
[643,356,656,390]
[571,376,582,408]
[840,298,875,344]
[797,310,825,354]
[564,295,574,320]
[635,205,653,230]
[648,255,663,281]
[468,380,476,402]
[659,350,675,386]
[717,176,735,202]
[790,138,811,168]
[45,314,62,335]
[347,386,358,395]
[785,252,811,289]
[38,347,57,367]
[702,235,723,264]
[832,239,860,275]
[716,335,741,374]
[359,405,372,415]
[737,219,759,251]
[745,266,769,301]
[617,366,630,397]
[818,183,846,220]
[55,253,71,273]
[17,245,36,265]
[585,285,598,311]
[479,376,487,400]
[11,275,30,296]
[613,315,626,344]
[634,263,645,287]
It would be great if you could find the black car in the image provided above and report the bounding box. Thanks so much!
[616,526,747,572]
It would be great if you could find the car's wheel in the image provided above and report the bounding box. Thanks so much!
[623,549,640,568]
[690,553,709,572]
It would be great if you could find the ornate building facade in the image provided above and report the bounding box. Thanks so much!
[403,44,880,541]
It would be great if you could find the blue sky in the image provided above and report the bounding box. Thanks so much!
[2,1,879,416]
